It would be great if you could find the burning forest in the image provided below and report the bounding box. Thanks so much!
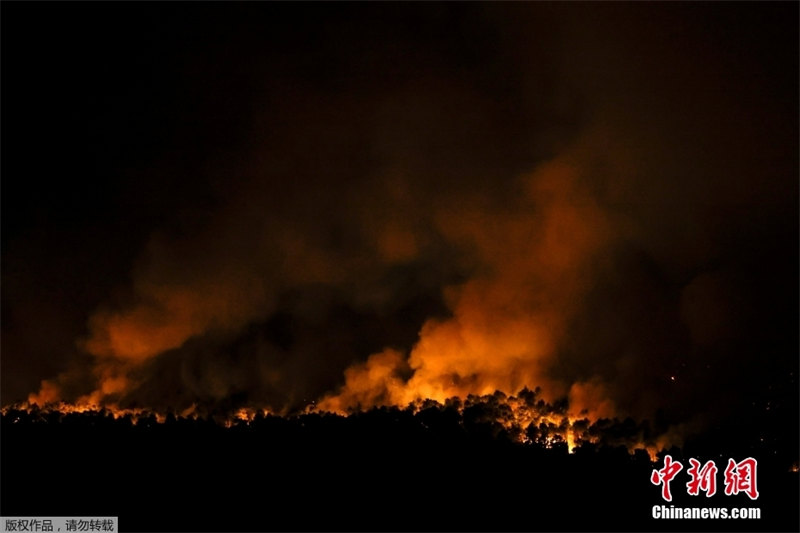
[2,2,798,532]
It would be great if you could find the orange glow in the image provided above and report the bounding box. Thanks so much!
[643,446,660,462]
[377,223,419,262]
[320,156,614,417]
[84,294,205,362]
[12,152,675,459]
[568,380,616,421]
[3,390,668,458]
[27,379,62,406]
[233,407,269,422]
[180,404,198,418]
[7,400,150,422]
[317,348,409,413]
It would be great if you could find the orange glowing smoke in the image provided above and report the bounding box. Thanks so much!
[319,156,618,419]
[27,142,629,436]
[25,236,277,406]
[27,379,62,406]
[84,278,268,362]
[18,396,157,424]
[567,380,616,421]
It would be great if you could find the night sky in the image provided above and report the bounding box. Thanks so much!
[2,2,798,456]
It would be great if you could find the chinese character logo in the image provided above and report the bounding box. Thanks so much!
[651,454,683,502]
[651,456,759,501]
[686,458,718,497]
[723,457,759,500]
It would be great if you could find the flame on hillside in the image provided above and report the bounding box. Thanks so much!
[13,138,682,461]
[5,388,665,461]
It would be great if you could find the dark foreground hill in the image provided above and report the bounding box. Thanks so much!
[1,405,797,532]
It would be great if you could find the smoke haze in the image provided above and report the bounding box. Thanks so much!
[3,4,796,445]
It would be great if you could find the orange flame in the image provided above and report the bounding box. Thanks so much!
[320,157,615,420]
[14,148,676,459]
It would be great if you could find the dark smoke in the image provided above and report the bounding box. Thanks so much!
[3,4,796,449]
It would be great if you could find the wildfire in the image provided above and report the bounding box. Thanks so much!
[223,407,271,427]
[4,400,153,424]
[3,387,666,460]
[7,155,678,461]
[313,388,666,458]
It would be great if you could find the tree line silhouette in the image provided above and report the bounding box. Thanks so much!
[2,391,797,532]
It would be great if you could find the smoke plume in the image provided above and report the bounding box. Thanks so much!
[10,4,795,446]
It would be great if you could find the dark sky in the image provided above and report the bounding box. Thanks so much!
[2,2,797,443]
